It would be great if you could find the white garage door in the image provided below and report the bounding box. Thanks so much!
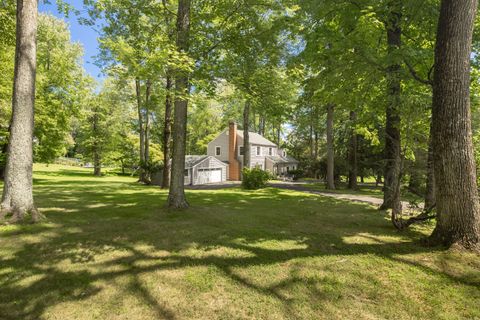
[198,168,223,184]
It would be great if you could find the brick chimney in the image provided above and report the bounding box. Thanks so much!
[228,121,240,180]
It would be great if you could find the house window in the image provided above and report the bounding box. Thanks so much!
[239,146,244,155]
[215,146,221,156]
[256,146,261,156]
[269,147,272,156]
[283,151,286,157]
[184,169,189,177]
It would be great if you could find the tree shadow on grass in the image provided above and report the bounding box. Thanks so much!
[0,180,478,319]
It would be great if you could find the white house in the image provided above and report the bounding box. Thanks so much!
[204,122,299,182]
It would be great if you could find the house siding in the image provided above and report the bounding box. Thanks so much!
[265,157,275,173]
[207,130,229,162]
[207,127,298,181]
[184,168,192,185]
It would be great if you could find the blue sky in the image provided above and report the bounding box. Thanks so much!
[39,1,103,79]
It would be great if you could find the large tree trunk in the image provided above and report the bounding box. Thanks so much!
[243,99,251,168]
[326,104,335,190]
[429,0,480,250]
[162,74,173,188]
[167,0,190,209]
[380,1,402,211]
[0,0,42,222]
[135,79,146,182]
[424,128,435,209]
[348,111,358,190]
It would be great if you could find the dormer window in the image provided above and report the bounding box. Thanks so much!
[215,146,221,156]
[256,146,261,156]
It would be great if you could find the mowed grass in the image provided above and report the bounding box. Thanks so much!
[304,182,423,204]
[0,165,479,320]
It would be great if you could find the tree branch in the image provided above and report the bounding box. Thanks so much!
[404,59,433,86]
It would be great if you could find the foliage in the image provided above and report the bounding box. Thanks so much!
[242,167,271,190]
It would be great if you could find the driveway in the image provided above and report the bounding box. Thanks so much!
[269,181,423,210]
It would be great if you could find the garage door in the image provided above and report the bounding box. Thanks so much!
[198,168,223,184]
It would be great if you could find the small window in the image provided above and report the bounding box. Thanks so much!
[269,147,272,156]
[283,151,286,157]
[256,146,261,156]
[239,146,244,155]
[184,169,189,177]
[215,146,221,156]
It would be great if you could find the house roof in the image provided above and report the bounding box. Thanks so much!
[185,155,209,168]
[266,155,299,164]
[237,131,277,147]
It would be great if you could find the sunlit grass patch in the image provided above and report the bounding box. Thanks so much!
[0,164,478,319]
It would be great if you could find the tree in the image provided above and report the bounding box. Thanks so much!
[161,0,175,189]
[34,14,86,163]
[429,0,480,250]
[326,104,335,189]
[0,0,42,222]
[348,110,358,190]
[167,0,191,209]
[379,0,402,212]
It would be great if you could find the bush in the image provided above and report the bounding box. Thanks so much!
[242,167,271,190]
[287,169,304,181]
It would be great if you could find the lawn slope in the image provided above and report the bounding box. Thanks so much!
[0,164,479,320]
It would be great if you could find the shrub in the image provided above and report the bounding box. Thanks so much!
[287,169,304,181]
[242,167,271,190]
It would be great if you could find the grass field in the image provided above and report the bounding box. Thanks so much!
[0,164,479,319]
[303,182,423,204]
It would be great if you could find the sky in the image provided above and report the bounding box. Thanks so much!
[38,0,103,79]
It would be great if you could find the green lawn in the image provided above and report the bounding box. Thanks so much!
[304,182,423,204]
[0,165,479,320]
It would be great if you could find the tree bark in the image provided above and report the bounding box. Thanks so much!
[380,0,402,211]
[162,74,173,188]
[243,99,251,168]
[430,0,480,250]
[93,147,101,176]
[161,0,174,189]
[308,122,315,162]
[326,104,335,190]
[348,111,358,190]
[0,136,9,180]
[143,79,151,184]
[135,79,146,182]
[167,0,190,209]
[259,115,265,135]
[144,80,151,166]
[0,0,42,222]
[92,108,101,177]
[424,123,435,209]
